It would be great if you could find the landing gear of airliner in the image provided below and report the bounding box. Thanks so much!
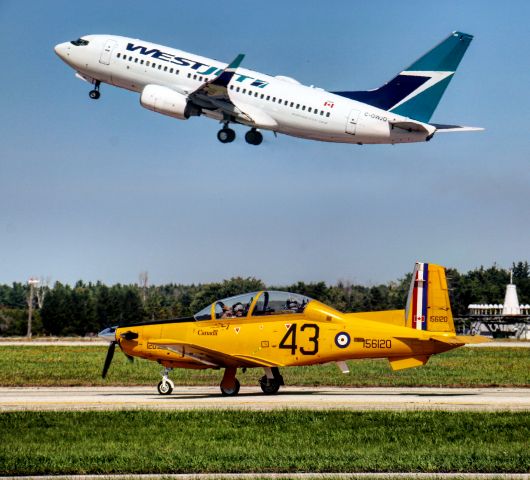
[245,128,263,146]
[157,367,174,395]
[217,124,236,143]
[89,80,101,100]
[220,366,240,396]
[259,367,284,394]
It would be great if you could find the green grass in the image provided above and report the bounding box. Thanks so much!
[0,345,528,387]
[0,410,528,474]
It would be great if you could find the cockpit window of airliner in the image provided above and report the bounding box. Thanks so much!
[70,38,89,46]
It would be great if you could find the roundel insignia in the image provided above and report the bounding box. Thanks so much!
[335,332,350,349]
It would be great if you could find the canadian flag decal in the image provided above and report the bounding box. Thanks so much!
[324,101,334,108]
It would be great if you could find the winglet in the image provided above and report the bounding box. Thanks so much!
[210,54,245,88]
[227,53,245,70]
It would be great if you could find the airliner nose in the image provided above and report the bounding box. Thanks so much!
[54,42,69,60]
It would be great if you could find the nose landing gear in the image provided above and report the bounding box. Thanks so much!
[89,80,101,100]
[157,367,174,395]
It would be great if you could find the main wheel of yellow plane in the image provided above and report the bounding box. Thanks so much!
[259,375,281,395]
[157,379,174,395]
[220,378,240,396]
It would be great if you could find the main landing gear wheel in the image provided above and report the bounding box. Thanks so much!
[259,375,281,394]
[220,378,240,396]
[245,128,263,146]
[217,127,236,143]
[89,80,101,100]
[157,379,174,395]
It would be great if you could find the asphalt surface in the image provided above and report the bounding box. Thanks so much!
[1,386,529,411]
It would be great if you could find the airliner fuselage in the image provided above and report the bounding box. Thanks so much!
[54,33,479,145]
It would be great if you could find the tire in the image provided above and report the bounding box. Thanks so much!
[217,128,235,143]
[245,130,263,145]
[259,375,280,394]
[220,378,240,396]
[89,90,100,100]
[157,380,173,395]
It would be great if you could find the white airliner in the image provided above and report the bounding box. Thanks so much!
[54,32,481,146]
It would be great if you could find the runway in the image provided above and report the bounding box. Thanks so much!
[1,386,529,411]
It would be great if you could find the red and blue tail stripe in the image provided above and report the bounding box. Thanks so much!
[411,262,429,330]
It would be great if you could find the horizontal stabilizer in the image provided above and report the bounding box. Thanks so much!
[431,335,491,345]
[391,120,435,134]
[432,123,484,133]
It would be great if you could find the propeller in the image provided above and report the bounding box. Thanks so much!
[102,340,117,378]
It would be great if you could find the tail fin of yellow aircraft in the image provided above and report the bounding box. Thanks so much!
[405,262,455,334]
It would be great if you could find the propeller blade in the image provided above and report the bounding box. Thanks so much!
[102,341,116,378]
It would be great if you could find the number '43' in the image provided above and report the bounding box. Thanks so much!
[279,323,319,355]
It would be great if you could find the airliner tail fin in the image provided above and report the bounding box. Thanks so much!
[333,32,474,123]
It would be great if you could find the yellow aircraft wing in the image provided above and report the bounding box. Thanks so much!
[148,339,281,368]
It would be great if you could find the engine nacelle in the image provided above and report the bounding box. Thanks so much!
[140,85,197,120]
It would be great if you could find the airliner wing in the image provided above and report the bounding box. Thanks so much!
[188,54,245,112]
[187,54,276,129]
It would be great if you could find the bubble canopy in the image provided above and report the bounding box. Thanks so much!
[194,291,312,321]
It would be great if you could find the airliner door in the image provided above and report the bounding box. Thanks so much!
[99,39,118,65]
[345,109,360,135]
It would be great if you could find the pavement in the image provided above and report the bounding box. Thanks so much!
[1,386,529,412]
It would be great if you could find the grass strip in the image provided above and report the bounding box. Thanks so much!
[0,346,529,387]
[0,410,528,474]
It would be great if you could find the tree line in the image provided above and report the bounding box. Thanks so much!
[1,262,528,337]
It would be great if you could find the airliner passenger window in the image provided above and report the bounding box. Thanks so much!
[308,107,312,113]
[134,58,138,63]
[326,112,330,117]
[302,105,306,111]
[117,53,121,58]
[146,61,150,66]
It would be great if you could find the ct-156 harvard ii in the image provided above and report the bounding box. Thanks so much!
[54,32,482,146]
[98,262,489,396]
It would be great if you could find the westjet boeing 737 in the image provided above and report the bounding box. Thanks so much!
[54,32,481,146]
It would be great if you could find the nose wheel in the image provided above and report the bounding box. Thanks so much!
[89,80,101,100]
[245,128,263,145]
[157,367,174,395]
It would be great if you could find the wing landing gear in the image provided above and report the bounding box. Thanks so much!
[245,128,263,145]
[259,367,284,395]
[217,126,236,143]
[89,80,101,100]
[220,366,240,396]
[157,367,174,395]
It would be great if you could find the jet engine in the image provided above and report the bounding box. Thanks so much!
[140,85,199,120]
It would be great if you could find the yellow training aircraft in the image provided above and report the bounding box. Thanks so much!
[99,262,489,395]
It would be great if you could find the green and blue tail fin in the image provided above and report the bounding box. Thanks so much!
[333,32,473,123]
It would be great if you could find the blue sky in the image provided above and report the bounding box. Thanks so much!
[0,1,529,286]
